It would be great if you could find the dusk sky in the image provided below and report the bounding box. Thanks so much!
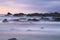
[0,0,60,14]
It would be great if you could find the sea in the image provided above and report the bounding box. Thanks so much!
[0,15,60,40]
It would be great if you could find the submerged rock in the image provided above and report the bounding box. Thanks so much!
[8,38,17,40]
[41,27,44,29]
[28,19,39,22]
[27,29,32,31]
[2,19,8,22]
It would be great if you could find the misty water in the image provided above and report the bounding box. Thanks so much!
[0,23,60,40]
[0,16,60,40]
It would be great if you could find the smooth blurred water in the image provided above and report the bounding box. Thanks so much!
[0,23,60,40]
[0,16,60,40]
[0,33,60,40]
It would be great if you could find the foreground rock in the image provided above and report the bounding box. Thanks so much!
[8,38,17,40]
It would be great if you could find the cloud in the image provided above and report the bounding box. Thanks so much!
[0,0,60,14]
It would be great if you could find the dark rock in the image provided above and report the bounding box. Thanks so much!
[8,38,17,40]
[12,19,19,21]
[13,13,25,17]
[5,12,12,16]
[2,19,8,22]
[28,19,39,22]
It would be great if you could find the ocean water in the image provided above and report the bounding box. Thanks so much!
[0,23,60,40]
[0,31,60,40]
[0,16,60,40]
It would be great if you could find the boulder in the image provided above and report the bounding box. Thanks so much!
[8,38,17,40]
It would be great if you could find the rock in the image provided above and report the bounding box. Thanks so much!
[5,12,12,16]
[41,27,44,29]
[28,19,39,22]
[2,19,8,22]
[27,29,32,31]
[8,38,17,40]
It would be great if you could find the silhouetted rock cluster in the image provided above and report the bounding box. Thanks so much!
[13,13,25,17]
[6,12,60,17]
[5,12,60,21]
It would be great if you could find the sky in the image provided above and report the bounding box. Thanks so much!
[0,0,60,14]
